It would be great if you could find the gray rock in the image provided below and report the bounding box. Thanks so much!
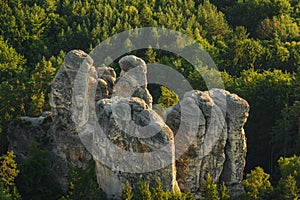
[95,78,109,101]
[50,50,93,127]
[94,97,177,199]
[115,55,151,108]
[119,55,147,76]
[217,90,249,198]
[97,66,116,95]
[7,50,249,200]
[165,90,227,197]
[132,87,153,109]
[165,89,249,199]
[50,50,94,191]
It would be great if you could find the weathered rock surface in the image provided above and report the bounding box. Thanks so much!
[97,66,116,97]
[7,50,249,199]
[49,50,93,190]
[115,55,153,108]
[94,97,177,198]
[165,89,249,199]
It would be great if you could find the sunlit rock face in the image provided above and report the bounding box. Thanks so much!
[165,89,249,199]
[8,50,249,199]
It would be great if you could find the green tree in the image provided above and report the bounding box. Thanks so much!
[145,47,156,63]
[219,182,230,200]
[271,104,300,163]
[188,65,226,91]
[122,180,194,200]
[61,160,105,200]
[276,175,300,200]
[257,14,300,41]
[121,181,133,200]
[202,173,220,200]
[0,37,27,154]
[29,57,57,116]
[209,0,237,10]
[18,142,60,200]
[0,181,13,200]
[231,69,294,174]
[278,156,300,187]
[242,167,273,200]
[197,0,231,42]
[158,86,179,110]
[0,151,20,200]
[217,26,265,74]
[226,0,292,35]
[135,180,152,200]
[151,179,166,200]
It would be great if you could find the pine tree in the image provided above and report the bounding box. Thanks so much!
[0,37,27,137]
[278,156,300,186]
[219,182,230,200]
[135,180,152,200]
[158,86,179,110]
[0,182,12,200]
[146,47,156,63]
[242,167,273,200]
[202,173,220,200]
[0,151,21,199]
[276,175,300,200]
[121,181,133,200]
[151,179,165,200]
[61,159,104,200]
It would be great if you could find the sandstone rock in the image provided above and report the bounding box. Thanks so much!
[95,78,109,101]
[165,90,227,197]
[216,90,249,198]
[50,50,95,191]
[115,55,151,108]
[132,87,153,109]
[165,89,249,198]
[8,111,53,162]
[7,50,249,200]
[97,66,116,96]
[93,97,177,198]
[50,50,93,128]
[119,55,147,79]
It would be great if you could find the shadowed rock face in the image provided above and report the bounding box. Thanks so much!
[7,50,249,199]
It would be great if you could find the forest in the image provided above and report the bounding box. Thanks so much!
[0,0,299,199]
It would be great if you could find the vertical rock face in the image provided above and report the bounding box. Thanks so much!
[50,50,94,191]
[166,90,228,196]
[7,50,249,199]
[165,89,249,198]
[218,91,249,198]
[94,97,177,199]
[50,50,93,127]
[92,55,176,198]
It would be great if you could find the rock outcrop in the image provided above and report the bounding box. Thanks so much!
[94,97,177,198]
[7,50,249,199]
[165,89,249,199]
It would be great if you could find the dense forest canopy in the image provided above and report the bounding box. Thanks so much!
[0,0,299,199]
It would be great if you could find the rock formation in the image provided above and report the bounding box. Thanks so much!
[165,89,249,199]
[7,50,249,199]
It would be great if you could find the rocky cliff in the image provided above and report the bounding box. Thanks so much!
[8,50,249,199]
